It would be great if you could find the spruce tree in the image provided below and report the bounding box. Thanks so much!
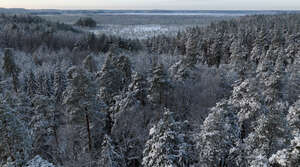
[26,71,38,98]
[2,48,20,93]
[269,136,300,167]
[53,64,66,105]
[30,95,58,163]
[197,101,240,167]
[63,66,105,155]
[142,109,193,167]
[97,135,125,167]
[98,54,123,105]
[287,99,300,136]
[148,63,172,106]
[0,96,32,166]
[184,31,198,67]
[83,55,98,73]
[244,102,291,166]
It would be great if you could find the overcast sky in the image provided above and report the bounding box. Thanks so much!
[1,0,300,10]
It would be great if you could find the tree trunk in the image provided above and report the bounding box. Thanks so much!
[85,113,92,152]
[12,74,18,93]
[105,113,113,135]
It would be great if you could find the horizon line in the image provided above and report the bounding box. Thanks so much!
[1,7,300,11]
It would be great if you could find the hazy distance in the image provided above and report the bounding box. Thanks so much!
[1,0,300,10]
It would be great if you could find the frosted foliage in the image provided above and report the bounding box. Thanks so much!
[142,109,192,167]
[63,66,101,119]
[287,99,300,136]
[25,155,55,167]
[269,136,300,167]
[148,64,171,105]
[98,135,125,167]
[83,55,98,73]
[197,101,240,166]
[231,79,264,124]
[250,154,270,167]
[168,60,199,81]
[53,64,66,104]
[62,66,106,160]
[230,39,248,76]
[184,32,198,67]
[98,54,131,105]
[244,102,291,165]
[0,97,32,166]
[2,157,16,167]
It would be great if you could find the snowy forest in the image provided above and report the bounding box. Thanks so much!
[0,13,299,167]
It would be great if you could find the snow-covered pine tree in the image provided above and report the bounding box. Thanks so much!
[26,71,38,98]
[30,95,58,163]
[2,48,20,93]
[250,29,269,65]
[184,30,198,67]
[25,155,55,167]
[287,52,300,103]
[36,72,52,97]
[244,101,291,166]
[208,33,223,67]
[113,55,132,89]
[230,79,265,139]
[269,136,300,167]
[142,109,193,167]
[197,100,240,167]
[63,66,106,156]
[287,99,300,136]
[83,54,98,73]
[98,53,123,105]
[0,96,32,166]
[97,135,125,167]
[148,63,172,106]
[53,63,66,105]
[230,38,249,78]
[128,72,147,105]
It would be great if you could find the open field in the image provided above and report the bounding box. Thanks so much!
[40,14,235,25]
[40,14,235,39]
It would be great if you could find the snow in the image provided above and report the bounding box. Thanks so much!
[25,155,55,167]
[88,24,185,39]
[149,126,156,136]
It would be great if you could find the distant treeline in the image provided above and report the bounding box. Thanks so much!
[0,14,142,53]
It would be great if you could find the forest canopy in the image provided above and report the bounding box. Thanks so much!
[0,13,299,167]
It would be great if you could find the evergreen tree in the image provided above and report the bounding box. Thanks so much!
[230,79,265,139]
[208,33,223,67]
[53,64,66,105]
[98,54,123,105]
[148,63,172,106]
[244,102,291,166]
[142,109,193,167]
[25,155,55,167]
[287,99,300,136]
[97,135,125,167]
[83,55,98,73]
[197,101,240,167]
[269,136,300,167]
[128,72,147,105]
[184,31,198,67]
[287,53,300,103]
[0,96,32,166]
[26,71,38,98]
[113,55,132,89]
[36,72,52,97]
[2,48,20,93]
[30,95,59,163]
[230,38,249,78]
[63,66,106,157]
